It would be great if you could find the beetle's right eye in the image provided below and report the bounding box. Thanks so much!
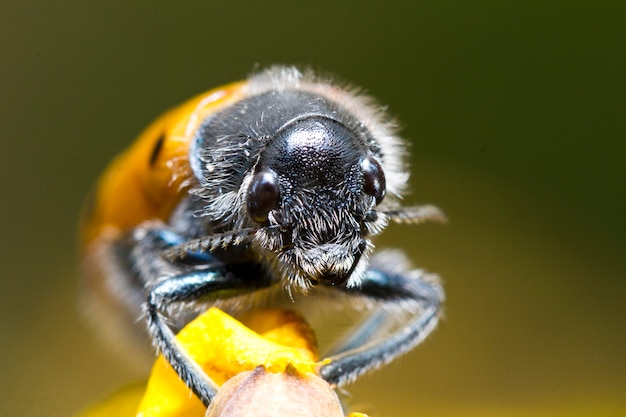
[247,170,280,224]
[361,156,386,205]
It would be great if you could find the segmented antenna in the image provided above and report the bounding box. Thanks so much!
[163,228,257,261]
[385,204,447,225]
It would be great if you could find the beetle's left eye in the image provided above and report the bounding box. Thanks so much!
[247,170,280,224]
[361,156,386,205]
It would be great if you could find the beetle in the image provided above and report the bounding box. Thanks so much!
[80,66,445,407]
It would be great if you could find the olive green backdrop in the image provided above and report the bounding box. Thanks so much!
[1,1,624,416]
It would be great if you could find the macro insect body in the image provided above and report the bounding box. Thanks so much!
[81,66,445,407]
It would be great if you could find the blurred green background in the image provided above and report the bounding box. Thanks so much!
[1,1,624,416]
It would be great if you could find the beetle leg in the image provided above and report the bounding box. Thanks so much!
[146,269,265,407]
[318,255,444,387]
[122,226,267,406]
[90,225,268,407]
[385,204,447,225]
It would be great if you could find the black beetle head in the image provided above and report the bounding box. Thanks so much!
[249,115,388,289]
[190,69,408,291]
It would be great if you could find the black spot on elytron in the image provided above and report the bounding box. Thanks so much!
[149,133,166,167]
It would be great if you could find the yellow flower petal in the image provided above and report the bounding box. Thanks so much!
[79,308,368,417]
[137,308,320,417]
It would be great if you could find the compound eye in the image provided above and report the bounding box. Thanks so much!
[247,170,280,224]
[361,156,386,205]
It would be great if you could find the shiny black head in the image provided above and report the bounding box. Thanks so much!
[190,68,407,290]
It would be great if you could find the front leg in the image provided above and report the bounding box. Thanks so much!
[146,270,264,406]
[319,251,444,386]
[130,226,270,407]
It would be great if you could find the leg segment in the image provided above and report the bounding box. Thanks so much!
[127,225,270,406]
[319,263,444,386]
[146,270,265,406]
